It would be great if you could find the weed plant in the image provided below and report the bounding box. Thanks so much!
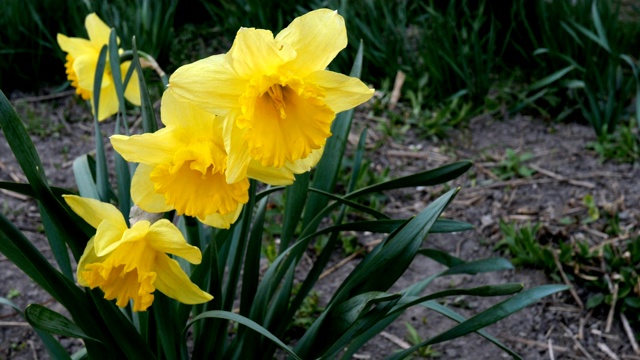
[497,219,640,332]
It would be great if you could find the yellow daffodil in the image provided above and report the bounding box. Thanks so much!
[168,9,374,183]
[111,91,320,228]
[57,13,140,121]
[63,195,212,311]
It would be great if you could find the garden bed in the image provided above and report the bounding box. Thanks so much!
[1,91,638,359]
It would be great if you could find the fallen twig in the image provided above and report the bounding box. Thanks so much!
[605,283,618,333]
[553,252,584,309]
[380,331,411,349]
[503,336,569,353]
[621,313,640,354]
[597,342,620,360]
[529,164,596,188]
[562,323,595,360]
[319,249,364,280]
[13,90,75,103]
[388,70,405,109]
[0,321,30,327]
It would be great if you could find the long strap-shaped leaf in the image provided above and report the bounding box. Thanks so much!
[185,310,302,360]
[1,298,70,360]
[0,90,88,258]
[385,284,569,360]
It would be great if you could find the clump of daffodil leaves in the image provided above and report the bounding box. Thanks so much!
[62,8,373,312]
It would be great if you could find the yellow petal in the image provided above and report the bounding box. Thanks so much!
[111,128,180,165]
[276,9,346,76]
[154,254,213,304]
[85,13,113,48]
[224,119,252,184]
[121,61,141,106]
[246,146,324,185]
[227,28,296,79]
[131,164,173,213]
[169,54,245,116]
[246,160,295,185]
[63,195,127,231]
[93,220,128,256]
[76,236,98,286]
[145,219,202,264]
[160,90,221,134]
[57,33,94,57]
[95,83,120,121]
[72,53,100,94]
[200,205,243,229]
[305,70,374,113]
[285,146,325,173]
[100,220,150,256]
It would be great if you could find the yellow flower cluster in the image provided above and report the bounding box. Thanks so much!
[58,9,373,311]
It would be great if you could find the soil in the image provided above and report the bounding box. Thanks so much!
[1,89,639,360]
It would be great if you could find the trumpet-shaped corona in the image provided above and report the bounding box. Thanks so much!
[64,195,212,311]
[111,91,321,228]
[168,9,374,183]
[57,13,140,120]
[111,91,249,228]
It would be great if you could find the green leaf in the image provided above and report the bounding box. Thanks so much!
[0,209,83,306]
[308,188,390,220]
[418,248,466,268]
[386,285,569,359]
[25,304,99,342]
[132,37,158,134]
[302,162,472,234]
[441,257,514,275]
[421,301,522,359]
[1,298,71,360]
[302,42,364,230]
[114,152,131,219]
[429,219,473,233]
[527,65,575,92]
[92,45,111,202]
[186,310,302,360]
[586,293,604,309]
[329,292,402,333]
[38,202,73,280]
[590,1,610,53]
[571,20,610,53]
[334,188,460,302]
[336,284,524,360]
[620,54,640,127]
[347,129,368,193]
[72,154,100,199]
[297,189,459,358]
[347,161,471,199]
[280,172,309,250]
[108,29,126,116]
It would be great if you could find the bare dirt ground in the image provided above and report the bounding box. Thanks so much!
[1,88,639,360]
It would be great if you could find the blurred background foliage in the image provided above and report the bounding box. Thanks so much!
[2,0,640,148]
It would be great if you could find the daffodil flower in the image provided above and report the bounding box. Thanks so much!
[64,195,212,312]
[57,13,140,121]
[168,9,374,183]
[111,91,319,228]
